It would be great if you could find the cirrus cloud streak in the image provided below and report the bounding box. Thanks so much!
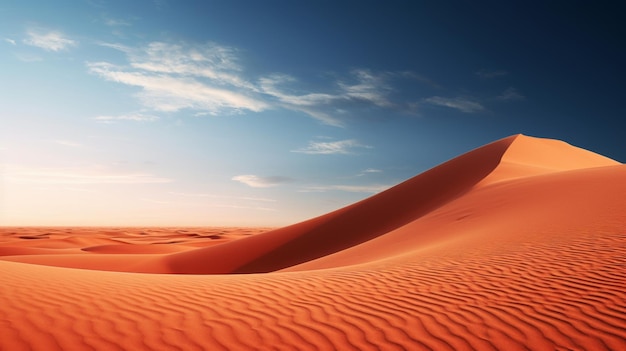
[23,29,77,51]
[292,139,371,155]
[89,42,430,126]
[3,165,171,184]
[232,175,293,188]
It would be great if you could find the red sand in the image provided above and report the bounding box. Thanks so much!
[1,134,624,350]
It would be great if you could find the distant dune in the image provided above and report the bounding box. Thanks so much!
[1,134,624,350]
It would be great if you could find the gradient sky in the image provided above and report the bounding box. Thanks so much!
[1,1,624,226]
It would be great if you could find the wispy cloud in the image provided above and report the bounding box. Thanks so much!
[475,69,508,79]
[357,168,383,176]
[422,96,485,113]
[260,70,392,107]
[284,105,344,127]
[147,192,277,211]
[164,192,277,211]
[23,29,77,51]
[232,175,293,188]
[3,165,172,184]
[292,139,371,155]
[300,184,391,194]
[169,192,276,202]
[4,38,16,45]
[207,203,277,211]
[94,112,160,122]
[497,87,525,101]
[91,41,421,126]
[98,42,132,53]
[129,42,252,88]
[258,69,394,126]
[338,69,393,107]
[258,74,335,107]
[88,49,268,114]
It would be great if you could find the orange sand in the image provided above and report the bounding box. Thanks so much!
[1,134,624,350]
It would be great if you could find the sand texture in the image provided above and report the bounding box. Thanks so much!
[1,134,625,350]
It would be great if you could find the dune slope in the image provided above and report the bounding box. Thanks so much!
[163,134,620,274]
[1,134,624,350]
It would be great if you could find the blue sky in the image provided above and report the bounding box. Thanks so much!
[1,1,624,226]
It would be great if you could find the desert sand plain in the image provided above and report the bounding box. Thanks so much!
[1,134,625,350]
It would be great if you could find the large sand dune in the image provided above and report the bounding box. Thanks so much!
[1,134,624,350]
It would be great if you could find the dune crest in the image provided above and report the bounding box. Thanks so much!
[478,134,620,185]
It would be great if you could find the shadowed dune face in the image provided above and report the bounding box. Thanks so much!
[164,134,622,274]
[229,136,515,273]
[1,134,625,350]
[164,135,518,274]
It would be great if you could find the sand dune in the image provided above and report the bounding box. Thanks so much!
[1,134,624,350]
